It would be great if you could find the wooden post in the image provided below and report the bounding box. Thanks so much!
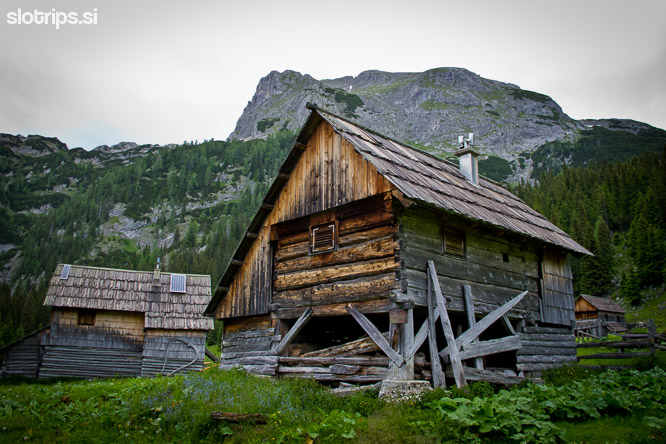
[428,261,466,388]
[275,307,312,355]
[463,285,483,370]
[347,304,404,367]
[427,269,446,388]
[439,290,527,359]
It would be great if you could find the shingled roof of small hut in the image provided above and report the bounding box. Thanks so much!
[45,264,213,330]
[577,294,627,314]
[206,106,591,314]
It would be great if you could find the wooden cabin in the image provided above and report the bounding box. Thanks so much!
[2,264,213,379]
[575,294,627,336]
[205,105,592,386]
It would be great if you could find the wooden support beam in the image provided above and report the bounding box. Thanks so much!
[294,141,307,151]
[277,172,290,181]
[245,232,259,239]
[275,307,313,355]
[463,285,483,370]
[261,203,275,211]
[428,261,466,388]
[406,318,429,358]
[439,290,527,359]
[426,270,445,388]
[347,304,404,367]
[442,335,522,363]
[230,259,244,267]
[501,315,516,335]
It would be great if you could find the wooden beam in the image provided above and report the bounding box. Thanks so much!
[294,141,307,151]
[391,189,414,208]
[442,335,522,363]
[501,315,516,335]
[277,172,290,181]
[428,261,466,388]
[347,304,404,367]
[275,307,313,355]
[463,285,483,370]
[427,270,446,388]
[406,318,430,358]
[261,203,275,211]
[230,259,244,267]
[439,290,527,359]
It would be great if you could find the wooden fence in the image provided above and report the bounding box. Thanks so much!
[576,319,665,370]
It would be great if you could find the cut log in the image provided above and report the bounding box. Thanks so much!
[275,307,313,355]
[347,304,404,367]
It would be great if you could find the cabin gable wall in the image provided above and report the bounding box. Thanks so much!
[215,121,395,320]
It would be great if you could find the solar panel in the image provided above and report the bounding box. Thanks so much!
[60,264,71,280]
[170,274,186,293]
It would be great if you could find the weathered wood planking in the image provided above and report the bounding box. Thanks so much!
[215,122,395,320]
[540,250,575,326]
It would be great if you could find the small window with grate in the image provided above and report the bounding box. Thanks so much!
[78,309,96,326]
[170,273,187,293]
[310,221,337,254]
[442,227,465,257]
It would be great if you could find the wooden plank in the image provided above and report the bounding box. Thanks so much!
[279,356,390,366]
[276,307,313,355]
[445,367,525,386]
[273,257,399,291]
[347,304,404,367]
[443,335,522,363]
[273,298,400,319]
[272,273,397,308]
[426,271,445,388]
[428,261,466,388]
[406,318,429,358]
[301,335,380,357]
[439,290,527,358]
[577,352,652,361]
[463,285,483,370]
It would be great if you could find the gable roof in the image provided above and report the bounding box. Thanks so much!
[46,264,214,330]
[205,105,591,315]
[576,294,627,314]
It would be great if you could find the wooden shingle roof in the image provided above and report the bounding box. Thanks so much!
[46,264,213,330]
[577,294,627,314]
[317,109,591,256]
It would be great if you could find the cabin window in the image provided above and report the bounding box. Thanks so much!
[442,227,465,257]
[309,221,337,254]
[77,309,96,326]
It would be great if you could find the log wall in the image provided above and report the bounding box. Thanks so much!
[0,329,48,377]
[141,330,207,376]
[214,121,395,320]
[271,195,400,318]
[398,207,541,319]
[516,325,577,375]
[39,309,145,378]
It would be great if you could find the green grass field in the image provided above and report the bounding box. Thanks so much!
[1,365,665,443]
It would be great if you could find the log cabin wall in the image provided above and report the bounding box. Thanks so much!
[214,120,395,320]
[271,194,400,319]
[0,328,48,377]
[141,329,207,376]
[398,206,541,320]
[39,309,145,378]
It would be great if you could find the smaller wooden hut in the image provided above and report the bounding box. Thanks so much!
[2,264,213,379]
[575,294,627,336]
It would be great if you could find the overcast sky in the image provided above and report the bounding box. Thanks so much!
[1,0,665,150]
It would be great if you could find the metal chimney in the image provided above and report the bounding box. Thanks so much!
[455,133,479,186]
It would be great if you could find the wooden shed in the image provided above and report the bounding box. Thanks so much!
[575,294,627,336]
[205,105,591,386]
[2,264,214,379]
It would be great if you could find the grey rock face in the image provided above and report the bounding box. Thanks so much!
[229,68,586,178]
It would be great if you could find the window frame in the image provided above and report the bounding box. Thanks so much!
[309,220,338,255]
[441,226,466,258]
